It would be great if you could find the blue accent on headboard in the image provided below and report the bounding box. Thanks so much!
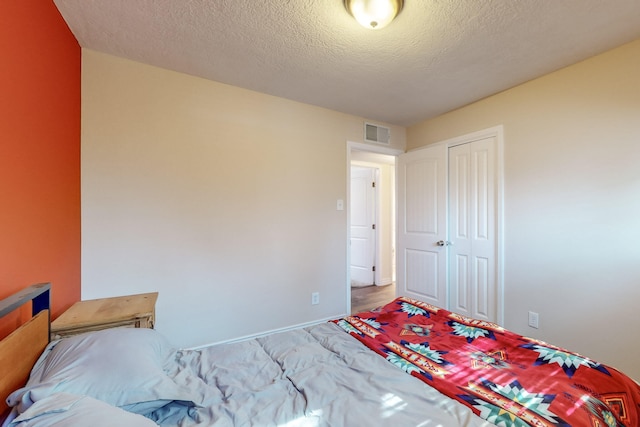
[0,283,51,339]
[0,283,51,317]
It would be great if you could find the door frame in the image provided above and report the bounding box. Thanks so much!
[346,141,403,314]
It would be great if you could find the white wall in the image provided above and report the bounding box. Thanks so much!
[408,39,640,380]
[81,49,406,348]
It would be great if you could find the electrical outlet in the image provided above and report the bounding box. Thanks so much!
[311,292,320,305]
[528,311,539,329]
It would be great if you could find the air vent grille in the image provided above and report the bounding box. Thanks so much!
[364,122,390,144]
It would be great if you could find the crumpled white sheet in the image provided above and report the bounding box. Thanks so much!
[150,322,493,426]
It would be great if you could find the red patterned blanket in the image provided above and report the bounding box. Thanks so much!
[334,296,640,427]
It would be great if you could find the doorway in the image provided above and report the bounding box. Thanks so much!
[350,165,377,288]
[348,144,400,314]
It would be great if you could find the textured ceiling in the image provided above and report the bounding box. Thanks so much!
[53,0,640,126]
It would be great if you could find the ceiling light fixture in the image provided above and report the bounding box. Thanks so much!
[344,0,404,30]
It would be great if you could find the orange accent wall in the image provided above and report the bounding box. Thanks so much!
[0,0,81,336]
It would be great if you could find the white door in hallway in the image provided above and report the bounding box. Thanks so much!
[396,144,448,307]
[350,166,376,287]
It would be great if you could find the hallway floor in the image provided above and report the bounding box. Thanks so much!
[351,283,395,314]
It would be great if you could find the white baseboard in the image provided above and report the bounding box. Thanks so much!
[184,313,347,350]
[378,277,393,286]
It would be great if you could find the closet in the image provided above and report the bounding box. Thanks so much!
[397,128,502,323]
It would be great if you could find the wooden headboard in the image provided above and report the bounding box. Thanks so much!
[0,283,51,418]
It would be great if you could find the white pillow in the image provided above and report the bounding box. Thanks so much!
[7,328,201,415]
[8,393,158,426]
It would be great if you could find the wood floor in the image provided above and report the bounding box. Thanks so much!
[351,283,396,314]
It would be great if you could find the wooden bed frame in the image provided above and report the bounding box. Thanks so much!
[0,283,51,419]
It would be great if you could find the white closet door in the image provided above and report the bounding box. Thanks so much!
[449,137,496,322]
[396,144,448,307]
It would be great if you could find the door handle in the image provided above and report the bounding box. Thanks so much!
[436,240,452,246]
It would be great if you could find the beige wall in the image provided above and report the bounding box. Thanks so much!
[81,49,406,348]
[408,39,640,379]
[82,38,640,379]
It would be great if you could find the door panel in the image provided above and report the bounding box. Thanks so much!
[405,158,439,234]
[397,145,447,307]
[405,249,439,298]
[474,256,490,318]
[449,144,472,315]
[453,253,469,311]
[350,167,376,287]
[449,137,496,322]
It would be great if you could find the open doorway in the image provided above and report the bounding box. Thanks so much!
[349,148,397,314]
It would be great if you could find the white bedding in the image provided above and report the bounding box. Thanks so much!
[6,322,492,426]
[152,322,491,426]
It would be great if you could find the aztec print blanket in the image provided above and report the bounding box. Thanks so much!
[334,296,640,427]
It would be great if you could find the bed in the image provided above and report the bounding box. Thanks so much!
[1,284,639,426]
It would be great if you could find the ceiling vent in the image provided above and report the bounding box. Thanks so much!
[364,122,390,145]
